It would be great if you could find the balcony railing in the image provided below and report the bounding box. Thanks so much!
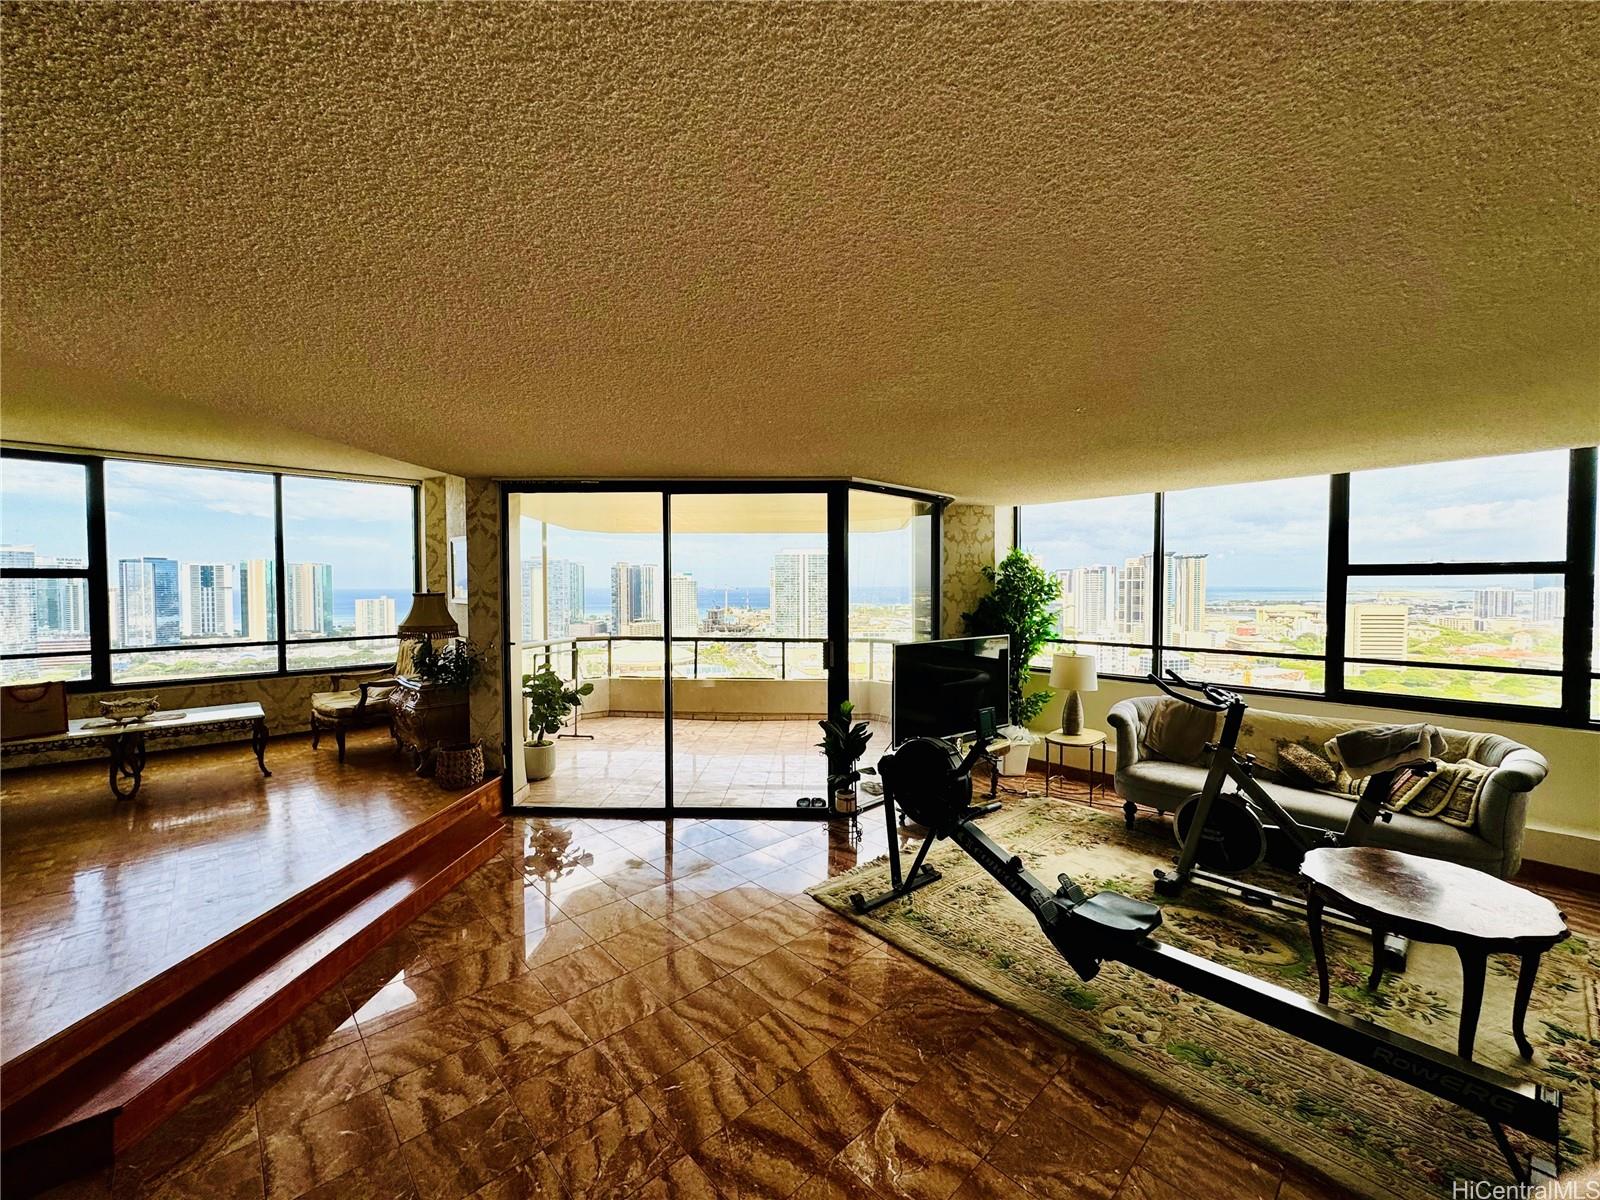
[521,634,907,683]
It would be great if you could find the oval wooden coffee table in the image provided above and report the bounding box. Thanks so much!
[1300,846,1568,1062]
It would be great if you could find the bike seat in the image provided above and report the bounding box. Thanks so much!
[1072,892,1163,942]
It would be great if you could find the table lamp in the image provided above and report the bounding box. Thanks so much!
[1050,651,1098,735]
[398,592,459,666]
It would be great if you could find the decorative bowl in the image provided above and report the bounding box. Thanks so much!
[99,696,160,724]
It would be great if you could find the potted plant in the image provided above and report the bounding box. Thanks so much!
[961,547,1062,775]
[521,665,593,781]
[411,638,484,688]
[816,700,873,814]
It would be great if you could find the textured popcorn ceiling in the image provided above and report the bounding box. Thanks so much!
[2,2,1597,502]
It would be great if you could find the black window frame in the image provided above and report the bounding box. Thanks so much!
[1016,446,1599,730]
[1013,491,1163,679]
[1,447,421,691]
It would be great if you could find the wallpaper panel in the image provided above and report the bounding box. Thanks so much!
[464,478,505,770]
[940,503,997,637]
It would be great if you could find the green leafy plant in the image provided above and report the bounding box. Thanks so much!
[521,665,594,745]
[961,547,1062,726]
[412,638,484,687]
[816,699,873,782]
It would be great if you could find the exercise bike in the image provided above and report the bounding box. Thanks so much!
[1148,671,1397,901]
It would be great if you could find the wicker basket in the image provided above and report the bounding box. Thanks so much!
[435,740,485,789]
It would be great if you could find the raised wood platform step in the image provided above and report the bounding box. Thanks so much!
[0,777,504,1198]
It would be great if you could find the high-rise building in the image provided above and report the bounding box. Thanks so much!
[0,546,39,662]
[521,559,545,641]
[36,557,89,640]
[1057,564,1116,639]
[180,562,235,638]
[285,561,334,636]
[521,558,585,641]
[1473,586,1517,631]
[117,556,180,645]
[37,577,89,639]
[1347,603,1409,659]
[548,560,583,640]
[1168,553,1208,640]
[239,559,276,640]
[611,562,661,633]
[1118,555,1149,638]
[1532,586,1565,623]
[670,573,699,637]
[771,549,828,638]
[355,596,397,635]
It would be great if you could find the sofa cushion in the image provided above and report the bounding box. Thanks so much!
[1141,699,1217,764]
[1278,743,1336,788]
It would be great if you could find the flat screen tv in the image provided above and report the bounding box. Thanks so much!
[892,636,1010,744]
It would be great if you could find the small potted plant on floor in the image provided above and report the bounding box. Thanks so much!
[521,666,594,782]
[817,700,873,814]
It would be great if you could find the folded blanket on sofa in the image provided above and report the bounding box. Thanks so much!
[1325,723,1448,779]
[1383,758,1493,829]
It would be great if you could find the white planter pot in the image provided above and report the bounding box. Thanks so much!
[524,741,556,782]
[999,739,1033,777]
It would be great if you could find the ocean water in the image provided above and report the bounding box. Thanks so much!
[580,584,912,618]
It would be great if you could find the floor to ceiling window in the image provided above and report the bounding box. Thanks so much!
[503,482,943,815]
[510,490,668,811]
[848,490,937,777]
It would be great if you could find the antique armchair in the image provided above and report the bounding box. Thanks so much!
[309,642,420,762]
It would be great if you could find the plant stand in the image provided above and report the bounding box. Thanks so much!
[558,702,594,741]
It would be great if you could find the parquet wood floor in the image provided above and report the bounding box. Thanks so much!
[1,727,471,1061]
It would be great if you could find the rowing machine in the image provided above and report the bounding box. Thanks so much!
[859,734,1561,1185]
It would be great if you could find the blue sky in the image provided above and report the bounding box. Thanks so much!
[1021,449,1570,589]
[525,520,920,592]
[1,448,1573,594]
[0,459,416,591]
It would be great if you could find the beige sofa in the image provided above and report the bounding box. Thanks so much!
[1106,696,1548,878]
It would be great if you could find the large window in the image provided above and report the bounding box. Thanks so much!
[105,461,279,683]
[1343,450,1571,711]
[1163,475,1328,694]
[1,456,93,684]
[1017,493,1155,677]
[282,476,415,670]
[1017,447,1597,728]
[0,450,418,687]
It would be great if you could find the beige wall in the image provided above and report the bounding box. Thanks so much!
[1023,673,1600,874]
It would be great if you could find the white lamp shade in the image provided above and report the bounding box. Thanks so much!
[1049,652,1098,691]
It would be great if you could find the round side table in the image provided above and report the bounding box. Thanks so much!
[1043,728,1108,807]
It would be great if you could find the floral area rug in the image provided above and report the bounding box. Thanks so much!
[809,795,1599,1198]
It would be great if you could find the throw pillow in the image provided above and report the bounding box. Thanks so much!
[1142,698,1215,764]
[1277,742,1336,789]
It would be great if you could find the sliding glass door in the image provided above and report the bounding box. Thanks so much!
[508,490,667,811]
[503,481,942,816]
[669,490,832,810]
[848,490,937,778]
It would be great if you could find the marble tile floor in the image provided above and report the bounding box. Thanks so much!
[516,717,893,812]
[49,792,1370,1200]
[0,726,474,1061]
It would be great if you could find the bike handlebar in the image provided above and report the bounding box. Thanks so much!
[1145,670,1237,712]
